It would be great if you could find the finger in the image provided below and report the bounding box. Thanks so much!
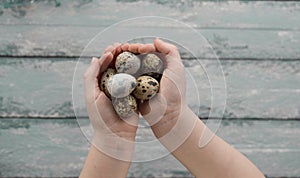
[128,43,142,54]
[99,52,114,74]
[115,44,123,56]
[84,57,101,80]
[84,57,102,101]
[153,38,183,72]
[154,38,180,58]
[121,43,129,51]
[103,43,122,68]
[111,43,123,58]
[113,42,122,55]
[96,92,120,126]
[97,93,139,129]
[138,44,156,54]
[104,43,121,54]
[84,53,112,100]
[154,39,186,100]
[139,93,167,126]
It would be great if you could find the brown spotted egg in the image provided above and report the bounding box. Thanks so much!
[133,76,159,100]
[115,51,141,75]
[100,68,116,98]
[141,53,163,79]
[112,95,137,118]
[107,73,136,98]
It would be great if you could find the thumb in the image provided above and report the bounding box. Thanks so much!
[154,38,180,59]
[155,38,186,104]
[154,38,184,74]
[84,53,113,102]
[139,93,168,126]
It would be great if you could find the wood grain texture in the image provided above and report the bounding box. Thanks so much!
[0,1,299,177]
[1,26,299,59]
[0,58,299,119]
[0,1,300,59]
[1,1,300,29]
[0,118,299,177]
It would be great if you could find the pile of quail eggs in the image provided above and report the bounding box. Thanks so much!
[100,52,164,118]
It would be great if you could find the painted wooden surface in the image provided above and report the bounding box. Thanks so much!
[1,1,300,29]
[0,0,300,177]
[1,58,300,119]
[0,1,300,59]
[0,118,299,177]
[1,26,300,59]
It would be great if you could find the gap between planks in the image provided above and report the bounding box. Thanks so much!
[0,55,300,61]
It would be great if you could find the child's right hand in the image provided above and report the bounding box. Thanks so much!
[122,39,188,140]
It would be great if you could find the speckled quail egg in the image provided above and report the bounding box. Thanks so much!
[133,76,159,100]
[115,51,141,75]
[107,73,136,98]
[112,95,137,118]
[141,53,164,79]
[100,68,116,98]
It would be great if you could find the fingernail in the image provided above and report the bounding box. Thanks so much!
[92,57,98,63]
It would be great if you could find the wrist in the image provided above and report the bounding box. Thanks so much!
[151,108,180,139]
[151,104,198,151]
[150,102,187,136]
[92,131,136,161]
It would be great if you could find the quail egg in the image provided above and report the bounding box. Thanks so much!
[112,95,137,118]
[100,68,116,98]
[107,73,136,98]
[115,51,141,75]
[141,53,163,79]
[133,76,159,100]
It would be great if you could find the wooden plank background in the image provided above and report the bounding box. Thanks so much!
[1,119,299,177]
[0,0,299,177]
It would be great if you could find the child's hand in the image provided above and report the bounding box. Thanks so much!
[82,40,264,178]
[122,39,187,139]
[84,43,138,161]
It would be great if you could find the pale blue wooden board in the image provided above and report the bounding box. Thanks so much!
[0,118,299,177]
[0,1,300,59]
[1,1,300,29]
[1,26,299,59]
[1,58,299,119]
[0,1,299,177]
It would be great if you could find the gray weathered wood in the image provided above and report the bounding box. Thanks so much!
[0,118,299,177]
[1,1,300,59]
[0,58,299,119]
[1,1,300,29]
[0,1,299,178]
[1,26,299,59]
